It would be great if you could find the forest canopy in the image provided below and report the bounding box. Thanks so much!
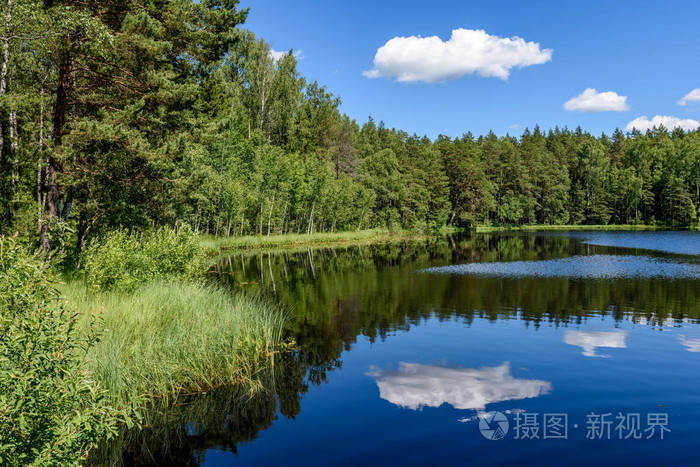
[0,0,698,256]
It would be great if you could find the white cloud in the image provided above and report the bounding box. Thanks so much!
[564,88,630,112]
[678,89,700,106]
[269,49,303,62]
[367,362,551,411]
[625,115,700,132]
[363,28,552,83]
[564,330,627,357]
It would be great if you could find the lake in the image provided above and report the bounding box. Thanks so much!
[119,231,700,466]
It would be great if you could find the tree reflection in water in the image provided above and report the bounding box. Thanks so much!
[103,232,700,465]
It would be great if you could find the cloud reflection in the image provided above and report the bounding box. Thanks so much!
[368,362,551,411]
[420,255,700,279]
[679,335,700,353]
[564,330,627,357]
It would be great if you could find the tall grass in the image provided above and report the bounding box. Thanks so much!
[62,280,286,410]
[200,228,441,253]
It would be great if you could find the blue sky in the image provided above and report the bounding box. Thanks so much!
[240,0,700,138]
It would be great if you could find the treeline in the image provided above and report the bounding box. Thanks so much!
[0,0,698,256]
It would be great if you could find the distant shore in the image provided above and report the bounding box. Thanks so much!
[202,224,697,253]
[473,224,672,233]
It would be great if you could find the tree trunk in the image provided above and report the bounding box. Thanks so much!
[357,207,365,232]
[307,199,316,235]
[259,72,267,132]
[37,87,45,231]
[448,209,457,226]
[280,202,288,234]
[40,52,70,255]
[9,108,17,190]
[267,190,275,236]
[61,186,75,221]
[76,211,88,257]
[259,198,264,235]
[0,0,11,172]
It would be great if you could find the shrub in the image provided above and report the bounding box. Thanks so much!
[82,226,205,292]
[0,237,125,466]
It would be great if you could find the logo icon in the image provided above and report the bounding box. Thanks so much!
[479,411,509,440]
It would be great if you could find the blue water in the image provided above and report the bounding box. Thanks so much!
[558,230,700,256]
[121,231,700,466]
[215,316,700,466]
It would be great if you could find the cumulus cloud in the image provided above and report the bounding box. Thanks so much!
[363,28,553,83]
[678,88,700,106]
[564,88,630,112]
[625,115,700,132]
[564,330,627,357]
[367,362,551,411]
[269,49,303,62]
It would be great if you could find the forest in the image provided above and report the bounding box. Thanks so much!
[0,0,698,260]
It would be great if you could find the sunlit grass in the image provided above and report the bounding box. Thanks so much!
[199,228,441,253]
[61,280,286,410]
[474,224,668,233]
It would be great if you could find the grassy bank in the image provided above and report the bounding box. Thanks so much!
[200,228,449,253]
[201,224,695,254]
[62,280,286,410]
[473,224,686,233]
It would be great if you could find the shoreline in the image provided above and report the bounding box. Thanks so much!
[200,229,445,253]
[202,224,696,253]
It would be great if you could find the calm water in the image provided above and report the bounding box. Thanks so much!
[118,231,700,466]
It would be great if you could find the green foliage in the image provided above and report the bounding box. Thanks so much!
[0,237,124,466]
[360,148,402,229]
[1,0,699,249]
[81,226,205,293]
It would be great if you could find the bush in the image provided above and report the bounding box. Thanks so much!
[0,237,125,466]
[82,226,205,292]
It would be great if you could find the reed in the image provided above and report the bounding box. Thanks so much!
[61,280,286,410]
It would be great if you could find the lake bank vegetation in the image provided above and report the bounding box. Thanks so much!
[1,228,286,466]
[202,223,698,254]
[63,279,285,410]
[473,224,679,233]
[200,228,450,253]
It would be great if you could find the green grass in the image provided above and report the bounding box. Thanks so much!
[61,280,286,410]
[200,228,442,253]
[474,224,674,233]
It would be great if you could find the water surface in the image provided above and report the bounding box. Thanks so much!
[116,231,700,466]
